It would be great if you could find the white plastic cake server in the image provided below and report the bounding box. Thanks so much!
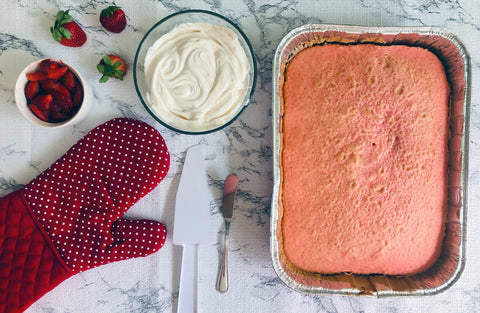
[172,145,211,313]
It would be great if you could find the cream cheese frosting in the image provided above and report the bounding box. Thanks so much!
[144,23,250,132]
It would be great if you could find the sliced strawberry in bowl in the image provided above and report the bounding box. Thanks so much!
[25,81,40,100]
[47,66,68,80]
[39,59,54,74]
[39,59,68,79]
[49,90,74,113]
[29,104,49,122]
[50,111,70,123]
[72,77,84,107]
[61,70,76,91]
[40,79,71,97]
[26,72,48,81]
[40,59,59,72]
[30,94,53,112]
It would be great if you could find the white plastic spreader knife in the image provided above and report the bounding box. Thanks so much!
[216,174,238,293]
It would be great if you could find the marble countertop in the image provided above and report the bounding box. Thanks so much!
[0,0,479,312]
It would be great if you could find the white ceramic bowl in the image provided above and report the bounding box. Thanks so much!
[14,58,93,128]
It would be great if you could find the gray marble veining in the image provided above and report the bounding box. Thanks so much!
[0,0,478,312]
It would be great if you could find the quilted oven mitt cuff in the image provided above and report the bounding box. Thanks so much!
[0,190,73,313]
[1,118,170,313]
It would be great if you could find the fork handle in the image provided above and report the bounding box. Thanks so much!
[216,219,230,292]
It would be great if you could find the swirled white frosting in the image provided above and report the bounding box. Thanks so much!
[144,23,251,132]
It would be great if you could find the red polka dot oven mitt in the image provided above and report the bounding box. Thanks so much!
[0,118,170,313]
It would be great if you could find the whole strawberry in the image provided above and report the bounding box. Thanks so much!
[100,6,126,33]
[50,10,87,47]
[97,55,127,83]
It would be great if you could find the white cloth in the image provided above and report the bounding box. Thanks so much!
[0,0,478,312]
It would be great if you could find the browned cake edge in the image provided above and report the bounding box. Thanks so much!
[275,30,466,294]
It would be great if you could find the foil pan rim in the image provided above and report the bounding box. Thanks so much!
[270,23,471,297]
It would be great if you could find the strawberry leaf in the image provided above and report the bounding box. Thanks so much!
[62,15,74,24]
[114,72,124,80]
[56,10,65,21]
[57,10,73,25]
[99,75,109,83]
[97,55,126,82]
[50,27,63,42]
[58,26,72,39]
[103,55,112,66]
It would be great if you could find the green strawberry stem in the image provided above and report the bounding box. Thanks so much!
[51,10,74,42]
[101,6,121,18]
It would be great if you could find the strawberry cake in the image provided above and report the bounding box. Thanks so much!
[280,44,449,275]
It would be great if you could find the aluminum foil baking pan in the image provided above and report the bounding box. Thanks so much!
[271,24,470,297]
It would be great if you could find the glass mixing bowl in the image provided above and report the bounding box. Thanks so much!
[134,10,257,135]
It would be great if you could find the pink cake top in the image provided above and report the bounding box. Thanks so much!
[281,44,449,275]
